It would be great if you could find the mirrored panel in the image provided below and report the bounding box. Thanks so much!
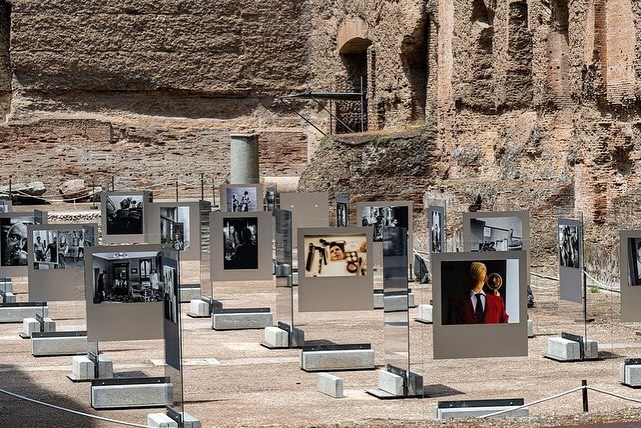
[162,248,183,419]
[383,226,409,374]
[274,208,293,327]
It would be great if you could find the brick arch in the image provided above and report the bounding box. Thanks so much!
[337,17,372,54]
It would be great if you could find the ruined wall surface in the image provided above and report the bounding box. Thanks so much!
[0,0,311,198]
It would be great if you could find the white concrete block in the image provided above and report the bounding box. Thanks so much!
[72,356,95,380]
[619,362,626,384]
[98,355,114,378]
[436,406,529,419]
[300,349,375,371]
[417,304,433,322]
[0,280,13,293]
[189,300,209,317]
[317,373,344,398]
[264,326,288,348]
[212,312,273,330]
[92,383,173,409]
[2,292,16,303]
[182,412,202,428]
[32,335,87,356]
[147,413,178,427]
[180,287,201,303]
[22,318,39,337]
[584,340,598,359]
[622,365,641,387]
[378,370,404,396]
[0,306,48,323]
[547,337,580,361]
[527,319,534,338]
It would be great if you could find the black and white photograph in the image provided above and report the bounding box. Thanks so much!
[303,233,367,278]
[1,216,33,267]
[558,224,580,268]
[32,228,94,270]
[469,216,523,252]
[223,217,258,270]
[105,194,145,235]
[163,263,178,323]
[224,186,259,212]
[429,206,445,253]
[360,205,409,242]
[264,187,276,211]
[91,250,164,304]
[336,197,349,227]
[628,237,641,286]
[0,200,10,213]
[160,206,191,251]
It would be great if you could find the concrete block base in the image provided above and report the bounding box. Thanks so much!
[317,373,344,398]
[32,334,87,356]
[378,370,404,396]
[436,406,529,419]
[264,326,288,348]
[620,363,641,387]
[546,337,580,361]
[180,287,201,303]
[69,354,114,381]
[187,300,210,318]
[22,317,56,338]
[91,380,173,409]
[415,304,433,323]
[182,412,202,428]
[147,413,178,428]
[584,340,599,360]
[212,312,273,330]
[374,293,416,310]
[0,305,48,323]
[300,349,375,372]
[2,292,16,303]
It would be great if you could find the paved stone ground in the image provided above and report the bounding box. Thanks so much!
[1,206,641,426]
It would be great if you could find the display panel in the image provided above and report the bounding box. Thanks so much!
[0,200,11,213]
[28,224,96,301]
[558,218,582,303]
[279,192,329,244]
[462,211,529,252]
[220,184,263,212]
[298,227,373,312]
[210,211,273,281]
[356,201,413,265]
[101,191,150,244]
[428,205,445,254]
[432,251,528,359]
[0,211,46,277]
[85,245,165,342]
[620,231,641,321]
[147,201,201,262]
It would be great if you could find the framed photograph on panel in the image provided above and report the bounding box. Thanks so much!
[263,186,277,212]
[101,191,151,244]
[620,231,641,321]
[335,196,349,227]
[558,218,582,303]
[210,211,273,281]
[85,244,167,342]
[28,224,96,301]
[147,201,201,261]
[356,201,413,265]
[0,211,47,277]
[298,227,373,312]
[279,192,329,244]
[0,200,11,213]
[432,251,528,359]
[428,205,446,254]
[220,184,263,213]
[462,211,529,252]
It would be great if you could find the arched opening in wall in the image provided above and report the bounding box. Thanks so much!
[400,18,428,124]
[549,0,570,105]
[336,37,371,134]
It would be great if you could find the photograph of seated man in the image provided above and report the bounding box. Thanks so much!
[446,261,509,324]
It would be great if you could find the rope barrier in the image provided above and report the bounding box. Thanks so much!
[587,386,641,405]
[477,386,583,419]
[0,387,152,427]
